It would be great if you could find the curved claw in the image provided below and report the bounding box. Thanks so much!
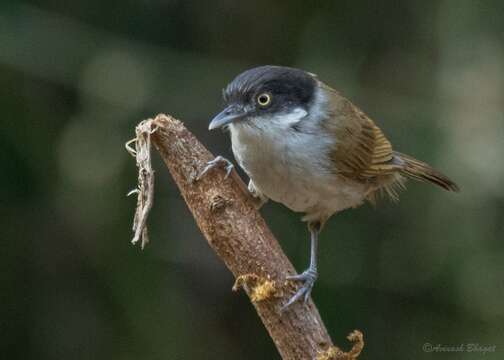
[282,269,318,311]
[197,155,234,181]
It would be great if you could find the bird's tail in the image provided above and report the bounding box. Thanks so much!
[394,151,459,192]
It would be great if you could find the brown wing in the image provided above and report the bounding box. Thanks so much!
[320,82,401,181]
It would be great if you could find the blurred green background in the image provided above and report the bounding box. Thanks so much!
[2,1,503,359]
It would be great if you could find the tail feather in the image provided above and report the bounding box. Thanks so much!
[393,152,459,192]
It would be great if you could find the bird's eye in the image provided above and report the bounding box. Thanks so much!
[257,93,272,107]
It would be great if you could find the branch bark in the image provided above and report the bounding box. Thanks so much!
[128,114,364,360]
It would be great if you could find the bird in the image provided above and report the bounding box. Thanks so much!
[200,65,459,309]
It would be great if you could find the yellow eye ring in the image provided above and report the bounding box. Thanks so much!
[257,93,272,107]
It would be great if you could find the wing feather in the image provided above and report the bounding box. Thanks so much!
[320,83,400,181]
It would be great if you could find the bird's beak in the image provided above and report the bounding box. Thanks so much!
[208,105,247,130]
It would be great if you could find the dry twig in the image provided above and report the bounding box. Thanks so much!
[125,120,158,249]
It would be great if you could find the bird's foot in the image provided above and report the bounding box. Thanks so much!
[197,155,234,180]
[282,268,318,310]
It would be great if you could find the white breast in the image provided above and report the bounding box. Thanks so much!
[228,107,367,222]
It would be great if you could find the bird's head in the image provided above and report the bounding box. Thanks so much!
[209,66,318,131]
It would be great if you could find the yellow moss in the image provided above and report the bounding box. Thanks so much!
[233,274,279,302]
[316,346,343,360]
[250,279,276,302]
[316,330,364,360]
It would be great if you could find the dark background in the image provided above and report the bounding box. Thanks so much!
[2,1,503,359]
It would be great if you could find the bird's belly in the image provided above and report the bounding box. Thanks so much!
[255,172,366,216]
[234,145,366,217]
[254,172,320,213]
[230,124,368,220]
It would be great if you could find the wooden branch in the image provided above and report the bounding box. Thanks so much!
[128,114,364,360]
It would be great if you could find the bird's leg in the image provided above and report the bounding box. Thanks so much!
[196,155,234,180]
[282,222,320,310]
